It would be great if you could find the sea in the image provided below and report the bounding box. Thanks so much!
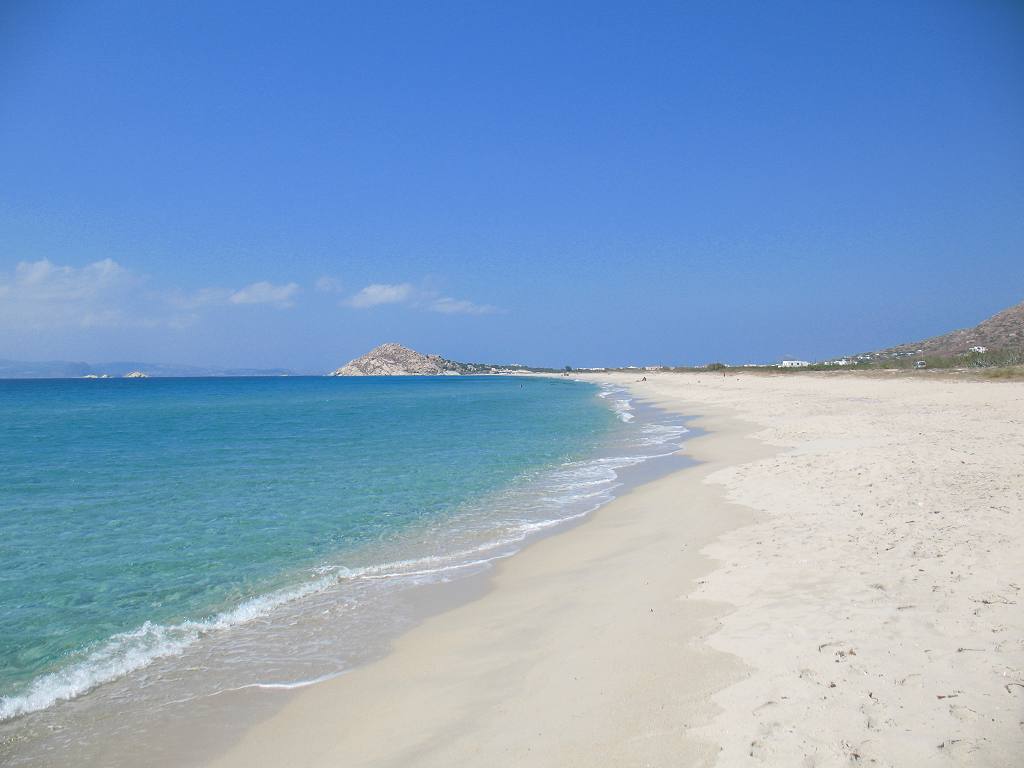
[0,375,691,765]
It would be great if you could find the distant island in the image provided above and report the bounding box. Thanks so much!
[0,360,294,379]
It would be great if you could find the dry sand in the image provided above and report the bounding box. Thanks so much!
[207,371,1023,767]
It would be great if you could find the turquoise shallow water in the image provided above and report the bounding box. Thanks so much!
[0,375,620,719]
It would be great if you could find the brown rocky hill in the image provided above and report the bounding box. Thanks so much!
[872,299,1024,357]
[329,343,473,376]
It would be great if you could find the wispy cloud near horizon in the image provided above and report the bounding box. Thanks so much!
[427,296,499,315]
[0,259,302,331]
[229,281,300,308]
[0,258,138,329]
[344,281,499,316]
[345,282,415,308]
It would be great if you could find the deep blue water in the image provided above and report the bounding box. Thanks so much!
[0,375,620,719]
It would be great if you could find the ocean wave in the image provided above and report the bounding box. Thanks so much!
[596,384,635,422]
[0,540,517,722]
[221,670,347,692]
[0,567,350,721]
[613,399,634,422]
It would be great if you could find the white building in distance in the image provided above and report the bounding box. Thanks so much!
[779,360,811,368]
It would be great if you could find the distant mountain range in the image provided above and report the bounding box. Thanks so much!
[0,360,294,379]
[862,299,1024,358]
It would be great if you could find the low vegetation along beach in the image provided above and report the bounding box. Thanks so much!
[201,370,1023,767]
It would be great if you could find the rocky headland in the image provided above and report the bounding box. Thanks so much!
[329,343,473,376]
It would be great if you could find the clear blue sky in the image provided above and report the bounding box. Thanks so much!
[1,0,1021,370]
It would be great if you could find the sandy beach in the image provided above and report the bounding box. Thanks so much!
[206,371,1024,767]
[6,4,1020,765]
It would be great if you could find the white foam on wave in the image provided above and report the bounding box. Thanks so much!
[0,543,528,721]
[511,503,599,534]
[597,383,635,423]
[357,553,513,582]
[612,399,634,422]
[0,568,350,721]
[223,670,347,692]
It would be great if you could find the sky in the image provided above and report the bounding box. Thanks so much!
[1,0,1022,371]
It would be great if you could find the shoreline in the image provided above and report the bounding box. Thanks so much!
[0,378,700,767]
[201,385,772,767]
[205,370,1023,767]
[11,372,1019,766]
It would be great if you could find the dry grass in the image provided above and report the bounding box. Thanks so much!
[978,365,1024,380]
[651,366,1024,382]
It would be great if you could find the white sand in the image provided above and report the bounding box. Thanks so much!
[207,371,1023,767]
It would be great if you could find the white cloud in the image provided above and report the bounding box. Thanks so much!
[0,258,137,329]
[346,282,415,308]
[229,281,300,308]
[344,282,500,316]
[315,275,344,293]
[16,258,129,300]
[0,260,494,339]
[0,259,303,332]
[169,281,300,311]
[428,296,499,315]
